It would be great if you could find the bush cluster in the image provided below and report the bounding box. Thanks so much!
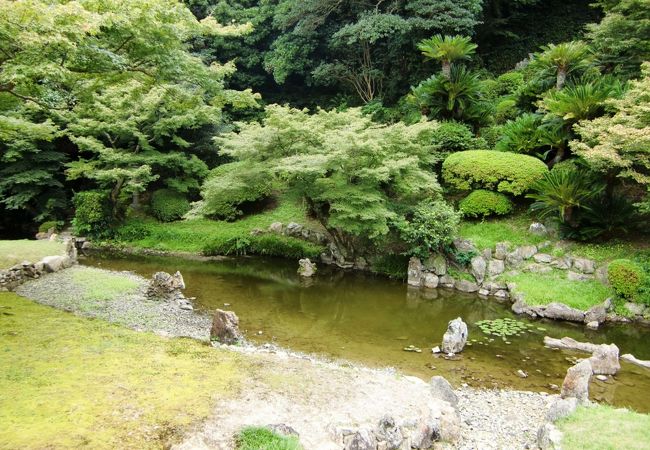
[150,189,190,222]
[203,234,324,260]
[397,199,461,259]
[38,220,62,233]
[72,191,114,238]
[442,150,548,196]
[430,121,486,153]
[608,259,645,299]
[459,190,514,218]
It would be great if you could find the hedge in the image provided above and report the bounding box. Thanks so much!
[459,190,514,218]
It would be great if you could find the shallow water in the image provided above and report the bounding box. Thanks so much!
[83,254,650,412]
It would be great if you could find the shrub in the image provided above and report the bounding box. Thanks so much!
[430,121,486,153]
[192,162,273,220]
[608,259,644,299]
[397,199,461,259]
[442,150,548,196]
[459,190,514,218]
[72,191,113,238]
[494,98,518,123]
[114,221,152,241]
[151,189,190,222]
[495,72,524,95]
[38,220,63,233]
[203,234,324,260]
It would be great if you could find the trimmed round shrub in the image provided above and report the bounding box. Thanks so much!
[608,259,644,299]
[151,189,190,222]
[442,150,549,196]
[38,220,62,233]
[495,72,524,95]
[459,190,514,218]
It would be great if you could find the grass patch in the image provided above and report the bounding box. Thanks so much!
[236,427,302,450]
[558,405,650,450]
[562,241,650,264]
[114,195,323,258]
[0,292,246,449]
[0,240,65,269]
[459,212,545,250]
[71,267,140,301]
[503,270,612,310]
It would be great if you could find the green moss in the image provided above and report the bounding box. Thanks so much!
[71,267,139,301]
[0,292,245,449]
[236,427,302,450]
[503,271,612,311]
[558,405,650,450]
[0,240,66,269]
[458,213,545,249]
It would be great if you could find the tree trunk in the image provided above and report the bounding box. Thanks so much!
[442,61,451,79]
[556,68,567,90]
[548,146,566,168]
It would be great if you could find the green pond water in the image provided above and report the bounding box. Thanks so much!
[83,254,650,412]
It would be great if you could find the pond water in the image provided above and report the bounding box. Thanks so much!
[83,254,650,412]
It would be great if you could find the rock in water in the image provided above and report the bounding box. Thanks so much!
[297,258,317,277]
[441,317,468,354]
[210,309,243,345]
[429,376,458,407]
[407,257,424,286]
[561,359,592,403]
[589,344,620,375]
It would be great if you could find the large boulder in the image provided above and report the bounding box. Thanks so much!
[423,273,439,289]
[561,359,592,403]
[505,249,524,267]
[407,257,424,287]
[41,255,69,272]
[589,344,620,375]
[487,259,505,277]
[543,303,585,322]
[297,258,317,277]
[494,242,509,260]
[210,309,243,345]
[573,258,596,274]
[429,376,458,407]
[441,317,468,354]
[424,254,447,276]
[520,245,538,260]
[470,256,487,284]
[454,279,479,293]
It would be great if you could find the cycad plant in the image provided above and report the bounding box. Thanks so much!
[527,167,603,228]
[417,35,477,78]
[540,78,623,122]
[532,41,594,89]
[409,66,490,125]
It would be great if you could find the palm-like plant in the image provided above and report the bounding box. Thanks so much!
[496,113,543,154]
[410,66,490,125]
[418,35,477,78]
[527,167,603,227]
[532,41,594,89]
[540,78,623,122]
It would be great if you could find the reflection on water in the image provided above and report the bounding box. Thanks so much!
[83,254,650,412]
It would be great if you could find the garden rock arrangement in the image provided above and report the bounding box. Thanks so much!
[146,271,194,310]
[0,238,77,291]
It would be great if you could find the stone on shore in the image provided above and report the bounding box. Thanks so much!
[546,397,578,422]
[561,359,592,403]
[429,376,458,407]
[537,423,563,450]
[441,317,468,354]
[210,309,243,345]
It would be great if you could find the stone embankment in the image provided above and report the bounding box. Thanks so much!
[0,238,77,290]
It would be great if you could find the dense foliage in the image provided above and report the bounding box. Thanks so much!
[608,259,645,300]
[150,189,191,222]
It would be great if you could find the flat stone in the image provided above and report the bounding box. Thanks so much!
[573,258,596,274]
[533,253,553,264]
[520,245,538,259]
[552,256,572,270]
[543,302,585,322]
[454,279,479,293]
[568,271,593,282]
[487,259,505,277]
[526,263,552,274]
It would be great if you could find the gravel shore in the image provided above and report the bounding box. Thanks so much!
[15,265,550,449]
[15,266,211,340]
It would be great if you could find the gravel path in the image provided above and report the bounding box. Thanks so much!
[15,266,211,340]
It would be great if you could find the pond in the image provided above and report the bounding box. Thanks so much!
[83,254,650,412]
